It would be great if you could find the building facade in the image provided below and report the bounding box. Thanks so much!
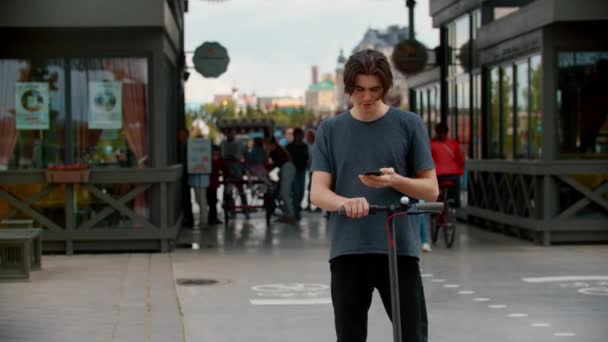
[0,0,188,253]
[410,0,608,244]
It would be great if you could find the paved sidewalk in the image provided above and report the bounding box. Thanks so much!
[1,211,607,341]
[0,254,183,342]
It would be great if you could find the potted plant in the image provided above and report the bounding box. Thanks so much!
[45,163,90,183]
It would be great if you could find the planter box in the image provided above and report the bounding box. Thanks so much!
[45,169,90,183]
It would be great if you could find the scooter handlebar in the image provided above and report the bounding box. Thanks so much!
[336,197,444,216]
[337,205,381,216]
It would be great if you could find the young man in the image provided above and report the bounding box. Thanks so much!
[310,49,438,342]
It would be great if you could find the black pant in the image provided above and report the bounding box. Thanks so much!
[330,254,427,342]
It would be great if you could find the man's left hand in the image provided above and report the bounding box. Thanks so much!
[358,167,397,188]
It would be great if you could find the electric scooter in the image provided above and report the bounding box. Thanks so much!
[339,196,443,342]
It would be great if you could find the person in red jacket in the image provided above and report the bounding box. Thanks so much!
[430,122,464,207]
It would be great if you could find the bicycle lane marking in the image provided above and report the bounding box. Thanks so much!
[249,283,331,305]
[521,275,608,296]
[423,273,580,337]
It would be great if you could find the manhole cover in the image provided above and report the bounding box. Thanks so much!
[176,278,219,286]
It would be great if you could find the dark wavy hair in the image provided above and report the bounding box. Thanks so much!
[343,49,393,97]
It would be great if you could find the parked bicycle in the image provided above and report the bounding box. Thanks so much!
[430,178,457,248]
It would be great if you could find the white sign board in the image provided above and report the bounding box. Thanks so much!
[187,138,212,174]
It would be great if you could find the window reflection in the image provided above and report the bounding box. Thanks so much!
[70,58,149,167]
[0,59,66,170]
[503,66,514,159]
[530,56,542,159]
[473,74,482,159]
[489,67,501,158]
[557,52,608,158]
[515,60,529,159]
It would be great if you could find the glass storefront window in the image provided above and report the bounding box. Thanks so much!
[489,67,501,158]
[449,81,457,139]
[472,73,482,159]
[487,55,542,160]
[70,58,149,167]
[418,90,425,120]
[557,51,607,159]
[429,86,437,137]
[453,14,471,75]
[423,87,432,130]
[502,66,514,159]
[530,55,542,159]
[69,58,150,227]
[471,9,482,70]
[0,59,66,170]
[458,80,470,157]
[515,60,529,159]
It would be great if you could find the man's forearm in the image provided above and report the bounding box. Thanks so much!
[390,175,439,202]
[310,186,348,212]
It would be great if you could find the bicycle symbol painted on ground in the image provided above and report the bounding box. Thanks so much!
[249,283,331,305]
[521,276,608,296]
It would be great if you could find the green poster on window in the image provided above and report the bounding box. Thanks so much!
[15,82,50,130]
[89,81,122,129]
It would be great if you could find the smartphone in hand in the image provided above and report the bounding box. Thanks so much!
[363,171,383,176]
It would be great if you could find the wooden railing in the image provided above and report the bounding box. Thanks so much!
[0,165,183,253]
[465,160,608,245]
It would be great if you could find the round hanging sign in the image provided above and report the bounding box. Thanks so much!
[391,39,428,75]
[192,41,230,78]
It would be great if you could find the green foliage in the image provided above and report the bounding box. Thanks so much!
[184,99,315,139]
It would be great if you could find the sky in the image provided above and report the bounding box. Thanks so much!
[184,0,438,103]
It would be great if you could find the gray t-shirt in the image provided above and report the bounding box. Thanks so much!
[311,107,435,260]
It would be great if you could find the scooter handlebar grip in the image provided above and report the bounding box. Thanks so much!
[337,205,380,216]
[415,202,444,214]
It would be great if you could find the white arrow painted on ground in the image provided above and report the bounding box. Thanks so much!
[250,298,332,305]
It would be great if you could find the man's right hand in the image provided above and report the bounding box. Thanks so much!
[338,197,370,218]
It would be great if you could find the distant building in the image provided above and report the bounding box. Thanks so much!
[305,79,337,115]
[213,87,257,113]
[335,49,347,112]
[257,96,304,113]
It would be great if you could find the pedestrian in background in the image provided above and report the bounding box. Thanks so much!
[304,128,318,212]
[206,144,222,225]
[188,128,210,229]
[430,122,464,208]
[267,137,297,224]
[286,128,309,220]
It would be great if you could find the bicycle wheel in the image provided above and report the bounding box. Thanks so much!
[443,202,456,248]
[430,215,439,244]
